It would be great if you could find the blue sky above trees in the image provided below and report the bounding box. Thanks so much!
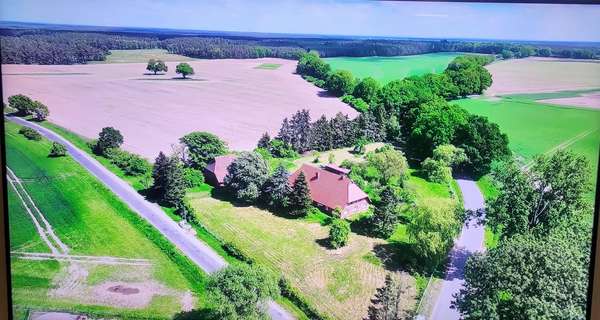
[1,0,599,42]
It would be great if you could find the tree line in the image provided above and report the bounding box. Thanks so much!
[294,52,509,178]
[2,29,598,64]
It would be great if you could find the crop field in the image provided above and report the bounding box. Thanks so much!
[324,52,461,83]
[485,57,600,96]
[2,57,357,159]
[90,49,195,64]
[456,97,600,179]
[5,121,200,319]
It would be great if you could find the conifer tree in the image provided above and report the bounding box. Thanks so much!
[290,172,311,216]
[367,274,412,320]
[262,165,292,209]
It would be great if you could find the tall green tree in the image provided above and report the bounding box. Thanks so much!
[289,172,312,216]
[486,151,590,239]
[407,206,460,271]
[151,152,186,206]
[224,152,270,203]
[277,109,312,153]
[175,62,194,78]
[310,115,333,151]
[207,264,279,320]
[8,94,35,116]
[262,165,292,209]
[296,51,331,80]
[367,273,413,320]
[94,127,124,155]
[31,100,49,121]
[454,223,591,320]
[257,132,271,149]
[180,131,227,169]
[366,145,409,186]
[371,186,402,238]
[326,70,355,96]
[353,77,381,106]
[330,112,355,148]
[146,59,168,74]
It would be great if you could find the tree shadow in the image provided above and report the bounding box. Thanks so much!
[316,90,336,98]
[315,237,333,249]
[350,215,374,237]
[172,309,218,320]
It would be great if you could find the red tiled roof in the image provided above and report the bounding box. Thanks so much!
[205,155,237,185]
[289,164,368,211]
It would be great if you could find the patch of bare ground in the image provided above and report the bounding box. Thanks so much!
[2,58,358,159]
[484,57,600,96]
[538,92,600,109]
[49,261,191,310]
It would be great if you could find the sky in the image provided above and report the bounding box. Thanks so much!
[1,0,599,42]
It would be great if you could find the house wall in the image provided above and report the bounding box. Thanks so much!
[341,199,369,218]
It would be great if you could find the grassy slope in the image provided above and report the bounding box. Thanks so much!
[324,53,461,83]
[90,49,195,64]
[5,121,203,319]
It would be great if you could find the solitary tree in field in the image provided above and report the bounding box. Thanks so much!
[94,127,123,155]
[175,62,194,79]
[146,59,168,75]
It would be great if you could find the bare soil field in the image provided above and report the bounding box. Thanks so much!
[539,92,600,109]
[484,57,600,96]
[2,58,357,159]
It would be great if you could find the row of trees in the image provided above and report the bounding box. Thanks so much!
[8,94,49,121]
[294,53,509,177]
[3,29,597,64]
[454,150,593,319]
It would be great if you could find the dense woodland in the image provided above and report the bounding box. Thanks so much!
[1,28,598,64]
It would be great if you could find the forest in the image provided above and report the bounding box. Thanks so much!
[1,28,599,64]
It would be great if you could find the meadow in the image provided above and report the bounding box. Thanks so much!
[5,121,203,319]
[324,52,461,83]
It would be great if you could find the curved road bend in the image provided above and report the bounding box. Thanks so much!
[7,116,294,320]
[430,179,485,320]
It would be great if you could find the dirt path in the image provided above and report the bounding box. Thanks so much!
[11,252,153,266]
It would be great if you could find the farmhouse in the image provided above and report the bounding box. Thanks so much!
[204,155,237,186]
[289,164,369,218]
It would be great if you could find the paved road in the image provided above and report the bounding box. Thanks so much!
[8,116,294,320]
[430,179,485,320]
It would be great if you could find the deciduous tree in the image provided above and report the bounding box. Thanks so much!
[146,58,168,74]
[262,165,292,209]
[180,131,227,169]
[175,62,194,78]
[326,70,355,96]
[94,127,124,155]
[224,152,270,203]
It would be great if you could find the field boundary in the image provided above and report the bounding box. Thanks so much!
[522,127,599,170]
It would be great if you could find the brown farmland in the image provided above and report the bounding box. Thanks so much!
[2,58,358,159]
[484,57,600,96]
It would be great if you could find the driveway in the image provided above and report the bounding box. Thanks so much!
[430,178,485,320]
[7,116,294,320]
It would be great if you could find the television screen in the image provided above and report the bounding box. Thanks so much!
[1,1,599,319]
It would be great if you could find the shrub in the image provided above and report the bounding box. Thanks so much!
[18,126,42,141]
[329,219,350,248]
[48,142,67,157]
[104,148,151,176]
[183,167,205,188]
[422,158,452,184]
[268,139,298,158]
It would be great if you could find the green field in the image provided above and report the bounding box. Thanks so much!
[5,121,203,319]
[324,52,462,83]
[255,63,282,70]
[90,49,194,64]
[456,97,600,177]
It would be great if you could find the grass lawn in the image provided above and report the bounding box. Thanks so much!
[324,53,462,83]
[90,49,195,64]
[456,97,600,180]
[255,63,282,70]
[188,191,416,320]
[5,121,203,319]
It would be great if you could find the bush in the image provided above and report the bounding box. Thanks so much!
[268,139,298,158]
[341,95,369,112]
[104,148,151,176]
[421,158,452,184]
[18,126,42,141]
[183,167,205,188]
[49,142,67,157]
[329,219,350,248]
